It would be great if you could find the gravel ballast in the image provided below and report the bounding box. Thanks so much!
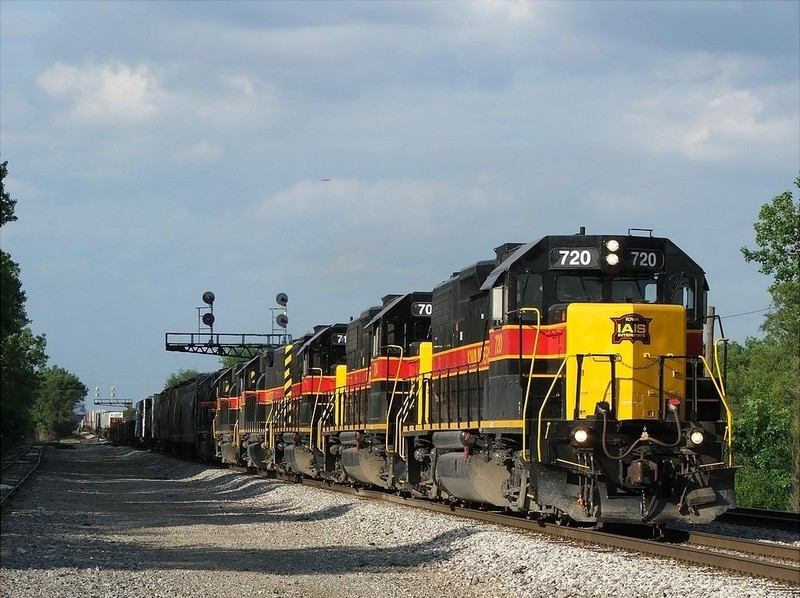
[1,443,797,598]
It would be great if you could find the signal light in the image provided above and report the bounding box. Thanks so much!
[276,292,289,306]
[202,291,215,306]
[275,314,289,328]
[202,313,215,326]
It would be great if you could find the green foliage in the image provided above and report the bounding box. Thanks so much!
[0,328,47,441]
[1,251,28,339]
[731,176,800,511]
[165,368,201,388]
[0,161,18,227]
[30,366,88,440]
[727,339,797,510]
[0,163,49,445]
[219,354,251,369]
[740,176,800,288]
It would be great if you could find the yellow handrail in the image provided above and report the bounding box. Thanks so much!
[308,368,324,450]
[384,345,403,455]
[537,356,571,462]
[519,308,542,463]
[395,380,418,462]
[699,337,733,466]
[265,401,276,457]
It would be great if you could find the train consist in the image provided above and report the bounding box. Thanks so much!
[112,230,737,526]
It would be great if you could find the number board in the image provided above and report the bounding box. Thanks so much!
[411,302,432,317]
[549,247,600,269]
[624,249,664,270]
[331,333,347,345]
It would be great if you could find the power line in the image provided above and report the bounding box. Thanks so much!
[719,309,770,320]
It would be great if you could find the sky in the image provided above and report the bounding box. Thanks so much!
[1,0,798,413]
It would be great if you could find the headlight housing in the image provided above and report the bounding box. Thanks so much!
[571,427,591,445]
[688,429,705,446]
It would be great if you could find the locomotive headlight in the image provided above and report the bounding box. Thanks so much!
[688,429,705,446]
[572,428,590,444]
[605,239,620,252]
[605,253,620,266]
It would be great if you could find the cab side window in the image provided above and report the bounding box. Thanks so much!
[515,273,542,323]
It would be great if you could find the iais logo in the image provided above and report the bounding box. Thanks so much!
[610,313,653,345]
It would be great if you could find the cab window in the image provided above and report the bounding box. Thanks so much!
[611,277,658,303]
[556,276,603,302]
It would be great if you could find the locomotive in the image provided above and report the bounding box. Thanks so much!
[124,229,737,526]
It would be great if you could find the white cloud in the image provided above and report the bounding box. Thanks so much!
[221,73,257,99]
[625,86,797,162]
[256,178,493,234]
[37,61,160,124]
[466,0,539,25]
[176,141,222,160]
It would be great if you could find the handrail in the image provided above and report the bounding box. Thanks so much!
[384,345,404,455]
[536,356,571,462]
[308,368,325,451]
[316,396,336,452]
[517,308,542,463]
[700,338,733,466]
[395,380,418,462]
[265,401,276,455]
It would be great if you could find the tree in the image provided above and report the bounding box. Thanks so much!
[741,177,800,288]
[30,366,88,440]
[0,161,18,227]
[164,368,201,388]
[220,354,251,369]
[732,176,800,511]
[0,161,48,446]
[726,339,796,509]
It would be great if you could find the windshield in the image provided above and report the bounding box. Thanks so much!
[556,276,603,302]
[611,276,658,303]
[555,275,659,303]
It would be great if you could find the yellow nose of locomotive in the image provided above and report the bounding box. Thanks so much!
[565,303,687,421]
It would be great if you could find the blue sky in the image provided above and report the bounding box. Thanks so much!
[1,0,798,412]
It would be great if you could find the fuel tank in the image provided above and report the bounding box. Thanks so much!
[435,450,512,507]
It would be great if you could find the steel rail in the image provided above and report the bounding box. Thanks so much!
[297,479,799,585]
[0,443,35,473]
[719,507,800,531]
[0,444,44,508]
[677,530,800,564]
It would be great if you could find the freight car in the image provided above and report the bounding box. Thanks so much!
[151,229,736,526]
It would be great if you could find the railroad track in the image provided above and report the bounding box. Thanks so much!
[0,444,45,507]
[719,507,800,531]
[225,464,800,585]
[286,476,799,585]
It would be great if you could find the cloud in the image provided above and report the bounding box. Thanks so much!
[624,85,797,162]
[36,61,161,124]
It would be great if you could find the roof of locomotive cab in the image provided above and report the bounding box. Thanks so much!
[480,237,543,291]
[479,232,708,292]
[296,323,347,356]
[365,291,431,330]
[433,258,497,293]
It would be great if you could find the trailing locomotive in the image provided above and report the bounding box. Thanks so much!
[132,229,737,526]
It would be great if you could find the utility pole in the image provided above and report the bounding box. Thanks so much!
[704,306,715,374]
